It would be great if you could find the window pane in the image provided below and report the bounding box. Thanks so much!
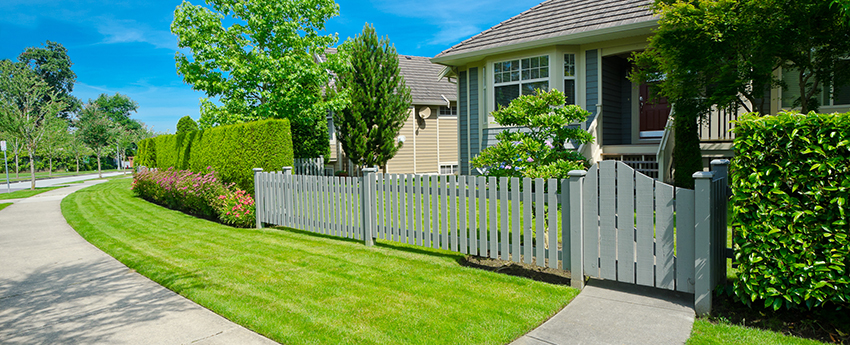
[541,67,549,78]
[510,60,519,71]
[495,73,502,83]
[530,68,539,79]
[494,63,502,73]
[782,68,800,108]
[835,83,850,105]
[564,54,576,77]
[531,57,539,68]
[522,81,548,96]
[495,84,520,109]
[522,58,530,69]
[564,79,576,105]
[540,55,549,67]
[522,70,530,80]
[511,71,520,81]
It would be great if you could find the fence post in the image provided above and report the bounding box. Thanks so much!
[254,168,264,229]
[568,170,587,289]
[361,167,378,246]
[693,170,716,316]
[710,159,730,284]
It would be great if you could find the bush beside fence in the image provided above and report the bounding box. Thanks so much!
[136,119,294,192]
[732,111,850,309]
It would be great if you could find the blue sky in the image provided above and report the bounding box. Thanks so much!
[0,0,541,133]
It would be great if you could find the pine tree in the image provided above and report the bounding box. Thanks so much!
[335,24,412,172]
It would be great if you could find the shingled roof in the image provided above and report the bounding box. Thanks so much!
[397,55,457,105]
[318,48,455,106]
[434,0,656,60]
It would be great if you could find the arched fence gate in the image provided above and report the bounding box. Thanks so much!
[254,160,730,315]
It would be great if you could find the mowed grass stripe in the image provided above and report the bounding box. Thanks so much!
[62,178,577,345]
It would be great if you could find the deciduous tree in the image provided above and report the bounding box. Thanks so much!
[171,0,340,158]
[334,24,412,171]
[0,60,66,189]
[18,41,81,119]
[76,103,115,178]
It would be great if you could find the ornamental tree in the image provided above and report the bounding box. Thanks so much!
[17,41,81,119]
[176,115,198,134]
[472,89,593,180]
[171,0,340,158]
[333,24,412,172]
[76,103,115,178]
[0,60,66,189]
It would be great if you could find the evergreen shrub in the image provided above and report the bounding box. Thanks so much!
[135,119,293,192]
[731,111,850,310]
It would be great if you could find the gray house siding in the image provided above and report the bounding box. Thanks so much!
[459,70,469,175]
[601,56,632,145]
[469,67,480,174]
[586,49,599,127]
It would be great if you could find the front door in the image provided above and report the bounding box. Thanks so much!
[639,84,671,138]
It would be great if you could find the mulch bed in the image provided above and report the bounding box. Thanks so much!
[459,255,572,286]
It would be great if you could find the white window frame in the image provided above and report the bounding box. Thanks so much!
[439,163,459,175]
[563,53,577,105]
[439,103,457,117]
[493,55,551,110]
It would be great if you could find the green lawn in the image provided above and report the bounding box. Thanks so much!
[0,186,62,200]
[0,168,122,183]
[61,178,578,345]
[0,202,11,211]
[688,320,827,345]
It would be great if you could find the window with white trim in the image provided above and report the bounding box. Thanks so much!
[439,104,457,116]
[494,55,549,109]
[440,164,459,175]
[564,53,577,105]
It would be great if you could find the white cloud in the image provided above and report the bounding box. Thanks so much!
[95,17,177,50]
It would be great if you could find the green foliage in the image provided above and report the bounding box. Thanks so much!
[176,116,198,134]
[136,119,293,192]
[731,111,850,310]
[90,93,141,132]
[334,24,412,169]
[472,89,593,179]
[17,40,81,118]
[632,0,850,186]
[171,0,339,158]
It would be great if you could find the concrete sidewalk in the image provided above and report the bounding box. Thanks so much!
[511,279,695,345]
[0,181,277,344]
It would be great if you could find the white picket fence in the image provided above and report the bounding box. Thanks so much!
[253,160,729,316]
[294,157,326,176]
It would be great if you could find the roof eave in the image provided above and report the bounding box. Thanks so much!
[431,19,658,66]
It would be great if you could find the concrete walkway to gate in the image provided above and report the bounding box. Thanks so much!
[0,179,277,344]
[511,279,695,345]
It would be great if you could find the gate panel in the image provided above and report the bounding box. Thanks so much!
[616,162,635,284]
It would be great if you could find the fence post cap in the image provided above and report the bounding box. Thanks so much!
[710,159,731,166]
[568,170,588,177]
[361,167,378,173]
[692,171,715,179]
[252,168,263,172]
[281,166,293,171]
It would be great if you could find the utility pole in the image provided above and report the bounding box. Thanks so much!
[2,140,9,193]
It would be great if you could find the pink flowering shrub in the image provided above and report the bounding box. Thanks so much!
[132,167,255,228]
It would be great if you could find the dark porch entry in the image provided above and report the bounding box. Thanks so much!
[601,55,672,144]
[639,83,671,138]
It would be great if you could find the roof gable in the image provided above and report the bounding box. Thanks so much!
[434,0,656,60]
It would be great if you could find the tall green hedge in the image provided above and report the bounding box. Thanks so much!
[731,111,850,310]
[136,119,293,192]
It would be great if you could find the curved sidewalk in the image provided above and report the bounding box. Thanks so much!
[0,180,277,344]
[512,279,695,345]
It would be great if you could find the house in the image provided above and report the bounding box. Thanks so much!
[322,51,458,175]
[430,0,850,181]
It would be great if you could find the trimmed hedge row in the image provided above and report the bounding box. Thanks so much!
[731,111,850,310]
[136,119,293,192]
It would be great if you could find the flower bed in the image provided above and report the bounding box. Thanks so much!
[132,167,255,228]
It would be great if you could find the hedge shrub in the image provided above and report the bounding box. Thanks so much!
[731,111,850,310]
[136,119,293,192]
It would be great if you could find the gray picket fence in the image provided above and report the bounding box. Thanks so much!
[294,157,326,176]
[253,160,729,316]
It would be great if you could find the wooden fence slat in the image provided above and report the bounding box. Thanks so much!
[320,176,326,234]
[278,172,284,226]
[388,174,395,241]
[635,172,655,286]
[511,177,520,263]
[442,176,448,250]
[416,175,424,246]
[478,176,487,256]
[617,162,636,284]
[599,160,617,280]
[343,177,350,238]
[488,176,498,259]
[676,188,696,293]
[548,179,558,269]
[523,177,532,264]
[432,176,439,249]
[407,174,414,245]
[459,176,468,254]
[396,174,403,243]
[584,165,599,275]
[449,175,457,252]
[500,177,509,260]
[656,180,676,290]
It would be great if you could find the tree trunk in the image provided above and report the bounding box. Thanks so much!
[75,154,80,173]
[28,152,35,190]
[48,157,53,177]
[14,152,19,179]
[672,102,703,189]
[97,151,102,178]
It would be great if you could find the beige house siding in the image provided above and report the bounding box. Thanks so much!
[386,109,417,173]
[438,116,457,166]
[414,107,439,174]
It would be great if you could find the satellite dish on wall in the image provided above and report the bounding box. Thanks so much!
[418,106,431,118]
